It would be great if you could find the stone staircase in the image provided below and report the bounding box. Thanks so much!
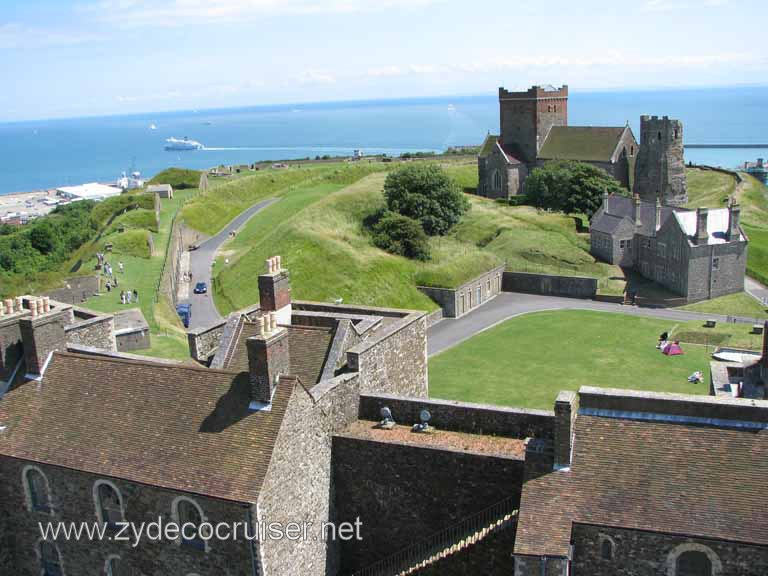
[350,496,518,576]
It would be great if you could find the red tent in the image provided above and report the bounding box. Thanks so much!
[663,342,684,356]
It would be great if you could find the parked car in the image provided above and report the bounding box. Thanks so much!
[176,303,191,328]
[193,281,207,294]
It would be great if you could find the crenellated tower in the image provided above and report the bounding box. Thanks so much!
[499,85,568,163]
[634,115,687,206]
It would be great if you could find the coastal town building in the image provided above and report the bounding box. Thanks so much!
[590,193,747,301]
[2,259,767,575]
[55,182,122,202]
[477,85,638,198]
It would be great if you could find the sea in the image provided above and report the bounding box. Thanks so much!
[0,86,767,196]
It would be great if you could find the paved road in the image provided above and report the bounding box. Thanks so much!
[746,277,768,306]
[182,198,280,329]
[427,292,765,357]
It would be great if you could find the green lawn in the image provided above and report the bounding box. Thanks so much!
[680,291,768,319]
[428,310,711,410]
[685,168,736,209]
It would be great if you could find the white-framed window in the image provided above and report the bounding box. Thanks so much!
[23,465,53,514]
[38,540,64,576]
[93,480,125,528]
[172,496,208,552]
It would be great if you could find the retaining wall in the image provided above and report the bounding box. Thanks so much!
[503,271,597,299]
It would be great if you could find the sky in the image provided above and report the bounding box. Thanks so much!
[1,0,766,121]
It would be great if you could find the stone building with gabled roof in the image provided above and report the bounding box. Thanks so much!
[590,193,748,301]
[477,85,638,199]
[513,387,768,575]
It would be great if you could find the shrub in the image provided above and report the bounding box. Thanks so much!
[526,161,626,218]
[372,212,431,261]
[383,164,469,236]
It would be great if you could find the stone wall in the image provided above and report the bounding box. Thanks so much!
[43,276,100,305]
[115,328,151,352]
[333,435,525,573]
[65,310,117,352]
[258,373,361,576]
[347,312,428,398]
[187,319,227,363]
[0,456,254,576]
[416,524,517,576]
[514,555,568,576]
[685,238,748,302]
[0,313,25,382]
[417,265,505,318]
[503,271,597,299]
[571,523,768,576]
[359,394,555,439]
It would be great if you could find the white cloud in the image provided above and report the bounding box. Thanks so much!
[642,0,677,11]
[0,23,102,48]
[292,70,336,85]
[81,0,443,28]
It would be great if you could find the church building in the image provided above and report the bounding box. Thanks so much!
[477,85,638,198]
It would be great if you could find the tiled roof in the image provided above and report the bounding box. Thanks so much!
[0,352,293,503]
[224,318,333,386]
[538,126,627,162]
[515,415,768,557]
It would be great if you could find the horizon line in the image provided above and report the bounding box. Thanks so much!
[4,82,768,125]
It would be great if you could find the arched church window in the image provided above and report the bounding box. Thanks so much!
[600,538,614,560]
[676,550,712,575]
[40,541,63,576]
[94,481,124,528]
[493,170,502,191]
[658,131,662,141]
[24,466,52,513]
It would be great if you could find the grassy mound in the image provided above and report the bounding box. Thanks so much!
[102,229,152,259]
[148,167,202,190]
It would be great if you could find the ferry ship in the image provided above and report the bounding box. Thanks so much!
[164,137,203,151]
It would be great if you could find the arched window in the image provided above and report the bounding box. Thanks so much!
[600,538,614,560]
[23,466,52,513]
[677,551,712,576]
[553,104,557,112]
[39,540,63,576]
[630,145,635,156]
[93,481,124,528]
[674,129,679,139]
[173,497,207,551]
[492,170,502,191]
[105,556,126,576]
[658,131,662,141]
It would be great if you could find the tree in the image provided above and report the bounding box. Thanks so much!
[28,220,59,255]
[383,164,469,236]
[526,161,626,218]
[372,212,431,261]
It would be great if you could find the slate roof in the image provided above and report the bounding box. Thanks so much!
[590,195,677,237]
[478,134,523,165]
[514,414,768,557]
[223,318,333,386]
[0,352,293,503]
[538,126,627,162]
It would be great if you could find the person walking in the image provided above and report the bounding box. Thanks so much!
[120,290,126,305]
[119,261,125,274]
[126,290,132,304]
[133,289,139,303]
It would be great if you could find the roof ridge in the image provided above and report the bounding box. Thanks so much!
[53,350,242,377]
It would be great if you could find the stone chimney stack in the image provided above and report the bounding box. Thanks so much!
[554,390,578,470]
[602,192,610,215]
[695,207,709,244]
[727,198,741,242]
[246,313,291,407]
[655,198,662,233]
[258,255,292,325]
[633,194,642,227]
[19,298,73,377]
